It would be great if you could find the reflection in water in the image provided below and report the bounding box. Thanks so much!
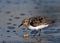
[30,30,38,34]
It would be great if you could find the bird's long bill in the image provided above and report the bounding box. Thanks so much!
[18,24,23,28]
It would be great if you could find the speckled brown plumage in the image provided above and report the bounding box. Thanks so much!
[18,16,55,28]
[29,16,54,27]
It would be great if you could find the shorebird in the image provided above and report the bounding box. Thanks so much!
[18,16,55,36]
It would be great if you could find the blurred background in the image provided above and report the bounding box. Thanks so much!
[0,0,60,43]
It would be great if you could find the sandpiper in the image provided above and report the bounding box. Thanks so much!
[18,16,55,36]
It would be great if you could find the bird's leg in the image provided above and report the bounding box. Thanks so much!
[27,28,30,30]
[38,29,41,36]
[37,29,42,42]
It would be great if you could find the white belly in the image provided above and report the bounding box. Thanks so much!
[28,24,49,30]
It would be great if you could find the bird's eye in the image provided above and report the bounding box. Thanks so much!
[25,21,28,22]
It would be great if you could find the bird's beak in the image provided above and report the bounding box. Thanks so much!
[18,24,23,28]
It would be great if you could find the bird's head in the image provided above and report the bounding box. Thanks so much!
[18,19,30,28]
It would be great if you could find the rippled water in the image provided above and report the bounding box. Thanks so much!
[0,0,60,43]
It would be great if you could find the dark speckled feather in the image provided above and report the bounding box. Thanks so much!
[29,16,54,27]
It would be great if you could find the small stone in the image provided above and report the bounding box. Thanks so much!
[13,30,16,32]
[6,30,10,32]
[14,2,20,4]
[23,34,29,40]
[6,22,11,25]
[7,26,15,29]
[7,36,11,37]
[20,13,25,16]
[22,28,26,30]
[37,3,40,5]
[34,7,39,9]
[6,1,11,4]
[10,15,13,17]
[2,40,6,43]
[8,18,12,21]
[13,24,17,26]
[23,1,27,3]
[14,17,20,19]
[5,11,11,14]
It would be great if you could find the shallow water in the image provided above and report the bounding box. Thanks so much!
[0,0,60,43]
